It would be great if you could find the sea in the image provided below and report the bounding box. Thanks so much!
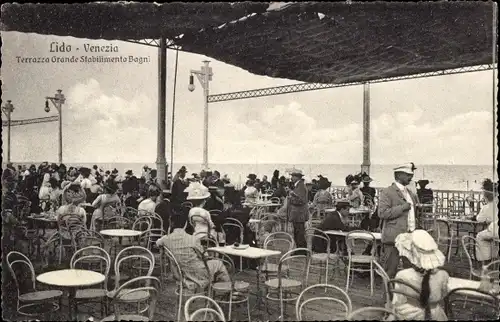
[6,162,496,191]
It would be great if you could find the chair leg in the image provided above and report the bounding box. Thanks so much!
[370,262,374,296]
[345,262,351,293]
[247,297,251,322]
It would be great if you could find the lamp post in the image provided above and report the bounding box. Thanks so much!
[2,100,15,163]
[189,61,213,170]
[45,89,66,163]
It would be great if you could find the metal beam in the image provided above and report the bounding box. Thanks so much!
[123,39,179,48]
[208,64,495,103]
[2,116,58,127]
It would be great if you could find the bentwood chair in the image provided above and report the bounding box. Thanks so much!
[444,287,500,321]
[6,251,63,318]
[345,231,377,295]
[265,248,312,321]
[162,246,211,322]
[101,276,160,321]
[295,284,352,321]
[462,235,483,280]
[347,307,402,321]
[184,295,226,322]
[372,260,392,306]
[206,250,251,321]
[261,232,295,280]
[305,228,340,286]
[70,246,111,317]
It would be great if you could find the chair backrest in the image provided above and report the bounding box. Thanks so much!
[296,284,352,321]
[6,251,36,297]
[114,246,155,289]
[345,230,376,256]
[184,295,225,322]
[347,306,402,321]
[140,228,167,249]
[372,260,391,304]
[209,209,222,217]
[146,212,164,230]
[305,228,331,254]
[388,278,422,308]
[222,218,243,243]
[162,245,184,284]
[110,276,160,320]
[123,206,138,220]
[199,235,219,250]
[270,197,281,204]
[133,216,152,232]
[277,248,311,288]
[74,229,105,249]
[462,235,481,272]
[444,287,500,320]
[188,308,226,321]
[104,216,132,229]
[182,201,194,209]
[70,246,111,288]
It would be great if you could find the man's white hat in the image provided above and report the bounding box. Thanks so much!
[393,163,414,175]
[184,181,210,200]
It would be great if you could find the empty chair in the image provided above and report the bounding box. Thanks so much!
[347,307,402,321]
[372,260,391,306]
[184,295,225,322]
[305,228,339,286]
[101,276,160,321]
[265,248,311,321]
[345,231,377,295]
[6,251,63,318]
[207,250,251,321]
[70,246,111,317]
[462,235,483,280]
[261,232,295,279]
[444,287,500,321]
[296,284,352,321]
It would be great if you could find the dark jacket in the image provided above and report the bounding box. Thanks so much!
[171,178,188,205]
[378,183,419,244]
[288,179,309,223]
[155,200,172,231]
[313,210,355,253]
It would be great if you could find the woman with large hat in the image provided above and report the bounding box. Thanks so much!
[184,182,217,240]
[56,182,88,225]
[90,179,121,230]
[312,176,333,211]
[390,230,449,321]
[475,178,499,264]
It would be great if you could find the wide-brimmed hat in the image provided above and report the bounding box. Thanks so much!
[111,168,118,174]
[418,179,430,186]
[125,170,133,176]
[393,163,415,175]
[184,182,210,200]
[62,183,87,205]
[247,173,257,180]
[395,230,445,270]
[290,169,303,177]
[362,174,373,182]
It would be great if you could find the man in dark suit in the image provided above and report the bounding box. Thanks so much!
[287,169,309,250]
[171,166,189,208]
[211,171,225,189]
[315,200,355,253]
[379,163,420,278]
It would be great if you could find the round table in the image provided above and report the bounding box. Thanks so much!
[37,269,105,320]
[100,229,143,257]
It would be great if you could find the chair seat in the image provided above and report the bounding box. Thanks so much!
[100,314,149,321]
[213,281,250,292]
[260,263,289,273]
[107,289,150,301]
[349,255,374,263]
[19,290,63,302]
[76,288,107,299]
[312,253,338,261]
[265,278,302,289]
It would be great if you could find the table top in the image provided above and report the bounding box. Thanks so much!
[436,217,485,225]
[28,214,58,222]
[243,202,275,207]
[208,245,281,259]
[79,203,94,207]
[248,218,261,224]
[324,230,382,240]
[100,229,143,237]
[37,269,105,288]
[349,208,371,214]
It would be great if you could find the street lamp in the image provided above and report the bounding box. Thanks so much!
[2,100,15,163]
[189,61,213,170]
[45,89,66,163]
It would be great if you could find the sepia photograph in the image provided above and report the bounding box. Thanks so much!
[1,1,498,321]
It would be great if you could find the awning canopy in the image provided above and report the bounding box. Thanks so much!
[1,2,495,84]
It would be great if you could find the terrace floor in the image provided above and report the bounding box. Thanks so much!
[2,231,498,321]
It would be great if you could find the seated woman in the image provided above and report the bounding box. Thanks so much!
[48,177,62,208]
[138,187,160,214]
[244,180,259,204]
[476,220,499,265]
[475,179,497,224]
[391,230,449,321]
[185,182,217,241]
[56,182,87,226]
[345,175,364,208]
[90,179,120,230]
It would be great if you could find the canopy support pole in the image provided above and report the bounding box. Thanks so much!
[156,38,168,189]
[361,83,371,175]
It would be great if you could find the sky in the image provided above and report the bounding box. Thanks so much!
[1,31,497,166]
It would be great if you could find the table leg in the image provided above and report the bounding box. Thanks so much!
[454,223,460,256]
[68,288,76,321]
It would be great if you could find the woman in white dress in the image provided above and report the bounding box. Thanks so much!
[244,180,259,204]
